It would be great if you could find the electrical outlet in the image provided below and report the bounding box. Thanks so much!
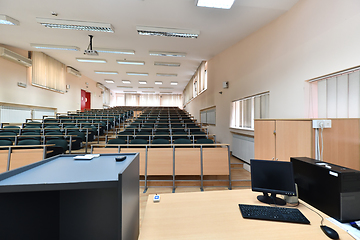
[312,120,332,129]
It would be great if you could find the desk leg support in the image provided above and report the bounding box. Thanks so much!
[172,146,175,193]
[143,146,148,193]
[200,146,204,192]
[227,145,232,190]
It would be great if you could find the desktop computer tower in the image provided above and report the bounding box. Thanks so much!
[290,157,360,223]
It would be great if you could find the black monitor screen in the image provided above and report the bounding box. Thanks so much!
[250,159,296,205]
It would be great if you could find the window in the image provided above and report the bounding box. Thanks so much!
[31,51,66,93]
[309,66,360,118]
[230,92,269,130]
[183,61,207,105]
[200,106,216,125]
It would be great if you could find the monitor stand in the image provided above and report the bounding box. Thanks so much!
[257,192,286,206]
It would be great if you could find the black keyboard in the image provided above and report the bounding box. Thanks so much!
[239,204,310,224]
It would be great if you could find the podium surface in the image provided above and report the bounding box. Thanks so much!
[0,153,139,240]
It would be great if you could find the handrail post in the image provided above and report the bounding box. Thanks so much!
[144,146,148,193]
[43,145,47,159]
[227,145,232,190]
[7,147,12,171]
[172,145,176,193]
[85,128,89,154]
[68,135,72,154]
[200,145,204,191]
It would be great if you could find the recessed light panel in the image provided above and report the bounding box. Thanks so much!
[95,71,118,74]
[95,48,135,54]
[159,87,174,89]
[117,60,145,65]
[104,79,114,83]
[122,80,131,84]
[0,15,19,25]
[117,86,133,88]
[154,62,181,67]
[137,26,199,39]
[157,73,177,77]
[160,92,173,94]
[170,82,178,85]
[31,43,80,51]
[196,0,235,9]
[139,81,147,85]
[124,90,137,93]
[127,72,148,76]
[149,51,186,57]
[76,58,107,63]
[139,87,153,89]
[142,91,155,93]
[155,81,163,85]
[36,17,114,33]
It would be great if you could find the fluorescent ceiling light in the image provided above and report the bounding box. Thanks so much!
[104,79,114,83]
[157,73,177,77]
[94,71,118,74]
[76,58,107,63]
[117,60,145,65]
[139,87,153,89]
[155,81,163,85]
[160,92,172,94]
[142,91,155,93]
[127,72,148,76]
[139,81,147,85]
[149,51,186,57]
[170,82,178,85]
[154,62,181,67]
[196,0,235,9]
[124,91,137,93]
[30,43,80,51]
[0,15,19,25]
[36,17,114,33]
[137,26,199,39]
[117,86,133,88]
[122,80,131,84]
[95,48,135,54]
[159,87,174,89]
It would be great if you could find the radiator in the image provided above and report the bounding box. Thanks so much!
[231,134,254,165]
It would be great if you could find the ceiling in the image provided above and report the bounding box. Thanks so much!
[0,0,298,94]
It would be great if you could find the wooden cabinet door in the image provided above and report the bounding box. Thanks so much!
[254,120,276,160]
[275,120,312,161]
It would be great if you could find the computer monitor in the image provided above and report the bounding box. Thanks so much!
[250,159,296,206]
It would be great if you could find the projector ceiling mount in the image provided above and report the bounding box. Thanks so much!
[84,35,98,56]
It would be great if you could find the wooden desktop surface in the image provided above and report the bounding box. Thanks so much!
[138,189,353,240]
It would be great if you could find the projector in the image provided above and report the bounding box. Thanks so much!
[84,49,98,56]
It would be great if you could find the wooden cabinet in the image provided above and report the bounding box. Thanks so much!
[254,120,313,161]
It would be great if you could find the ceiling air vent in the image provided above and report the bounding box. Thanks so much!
[0,47,32,67]
[67,66,81,77]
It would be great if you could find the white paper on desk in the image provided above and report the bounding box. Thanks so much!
[73,155,94,160]
[327,218,360,240]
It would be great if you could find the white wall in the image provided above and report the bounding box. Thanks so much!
[185,0,360,148]
[0,44,104,113]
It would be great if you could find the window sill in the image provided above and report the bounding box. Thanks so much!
[229,127,254,137]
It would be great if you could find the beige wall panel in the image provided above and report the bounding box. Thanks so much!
[120,148,146,175]
[9,149,43,170]
[175,148,201,175]
[275,120,312,161]
[202,148,229,175]
[147,148,173,175]
[322,119,360,170]
[92,148,120,154]
[254,120,276,160]
[0,151,9,174]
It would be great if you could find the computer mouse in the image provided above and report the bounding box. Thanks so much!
[320,225,339,239]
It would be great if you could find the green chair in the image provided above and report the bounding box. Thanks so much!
[0,139,13,146]
[17,139,41,146]
[196,138,215,148]
[0,131,17,142]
